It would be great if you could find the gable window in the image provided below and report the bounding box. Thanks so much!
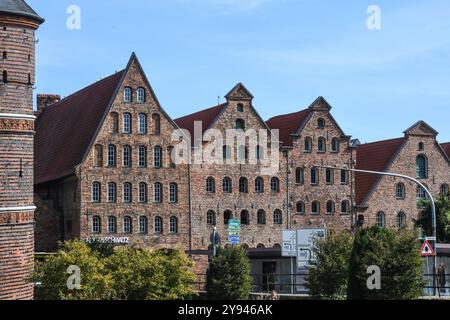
[418,142,424,151]
[92,182,101,203]
[295,168,304,185]
[138,113,147,134]
[154,216,163,233]
[326,168,334,185]
[107,216,117,233]
[152,114,161,135]
[255,177,264,193]
[304,137,312,152]
[207,210,216,226]
[224,210,233,225]
[416,155,428,179]
[376,212,385,228]
[139,216,148,234]
[123,216,132,234]
[236,119,245,131]
[318,137,326,152]
[257,210,266,224]
[138,146,147,168]
[326,201,335,214]
[396,183,405,199]
[154,183,162,203]
[331,138,340,152]
[123,145,132,167]
[397,212,406,229]
[92,216,101,234]
[108,183,117,203]
[312,201,320,214]
[169,183,178,203]
[94,145,103,167]
[270,177,280,193]
[240,210,249,225]
[136,87,146,103]
[317,118,325,128]
[441,184,449,198]
[273,209,282,225]
[206,177,215,193]
[239,177,248,193]
[296,201,305,214]
[341,200,350,214]
[223,177,232,193]
[108,145,116,167]
[169,216,178,234]
[110,112,119,133]
[123,182,132,203]
[153,146,162,168]
[123,87,132,102]
[139,182,148,203]
[237,103,244,112]
[311,168,319,185]
[123,113,132,133]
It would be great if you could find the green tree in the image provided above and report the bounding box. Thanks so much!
[347,226,424,300]
[308,231,353,299]
[206,245,252,300]
[416,196,450,243]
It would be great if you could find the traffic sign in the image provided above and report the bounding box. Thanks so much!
[420,239,435,257]
[228,219,241,245]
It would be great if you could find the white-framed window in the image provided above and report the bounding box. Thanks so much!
[169,183,177,203]
[257,209,266,224]
[123,113,132,133]
[273,209,282,225]
[341,200,350,214]
[139,216,148,234]
[255,177,264,193]
[397,212,406,229]
[295,168,304,185]
[318,137,326,152]
[153,146,162,168]
[326,201,335,214]
[108,145,116,167]
[312,201,320,214]
[311,168,319,185]
[239,177,248,193]
[296,201,305,214]
[137,87,146,103]
[92,182,101,203]
[138,146,147,168]
[304,137,312,152]
[108,182,117,203]
[207,210,216,226]
[139,182,147,203]
[123,182,132,203]
[169,216,178,234]
[223,177,232,193]
[123,145,132,167]
[331,138,340,152]
[416,185,428,201]
[341,169,349,184]
[270,177,280,193]
[154,216,163,233]
[138,113,147,134]
[376,212,385,228]
[154,183,162,203]
[240,210,249,225]
[123,216,132,234]
[124,87,132,102]
[396,183,406,199]
[92,216,101,233]
[107,216,117,233]
[206,177,215,193]
[326,168,334,185]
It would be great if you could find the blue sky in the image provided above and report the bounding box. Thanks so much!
[29,0,450,143]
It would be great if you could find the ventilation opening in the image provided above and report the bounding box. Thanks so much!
[28,73,31,85]
[2,70,7,83]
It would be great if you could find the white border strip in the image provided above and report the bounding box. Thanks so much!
[0,206,36,212]
[0,113,36,120]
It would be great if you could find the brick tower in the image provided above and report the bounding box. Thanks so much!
[0,1,44,300]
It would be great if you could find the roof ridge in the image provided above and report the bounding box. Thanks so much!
[266,108,310,121]
[174,103,227,121]
[358,137,404,147]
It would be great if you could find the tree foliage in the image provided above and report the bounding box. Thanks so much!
[308,231,353,299]
[206,245,252,300]
[416,195,450,243]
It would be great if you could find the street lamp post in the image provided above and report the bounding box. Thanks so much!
[314,165,438,297]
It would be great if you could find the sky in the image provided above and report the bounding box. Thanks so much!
[29,0,450,143]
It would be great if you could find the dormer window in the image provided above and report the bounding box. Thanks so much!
[137,87,146,103]
[317,118,325,128]
[124,87,132,102]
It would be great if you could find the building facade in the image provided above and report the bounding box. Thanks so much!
[0,0,44,300]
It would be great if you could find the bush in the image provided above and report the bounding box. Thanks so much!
[308,231,353,299]
[206,245,252,300]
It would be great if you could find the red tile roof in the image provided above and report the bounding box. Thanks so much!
[35,70,125,184]
[266,109,312,147]
[355,137,405,205]
[442,143,450,158]
[174,103,227,140]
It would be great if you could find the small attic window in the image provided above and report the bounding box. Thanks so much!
[317,118,325,128]
[237,103,244,112]
[418,142,424,151]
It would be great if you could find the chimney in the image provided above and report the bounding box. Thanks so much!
[36,94,61,116]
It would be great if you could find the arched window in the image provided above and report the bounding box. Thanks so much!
[396,183,405,199]
[397,212,406,229]
[440,184,449,198]
[331,138,340,152]
[257,210,266,224]
[304,137,312,152]
[241,210,249,225]
[108,145,116,167]
[341,200,350,214]
[269,177,279,193]
[257,244,265,249]
[224,210,233,225]
[123,182,132,203]
[108,182,117,203]
[110,112,119,133]
[207,210,216,226]
[139,182,148,203]
[169,216,178,234]
[312,201,320,214]
[107,216,117,233]
[222,177,232,193]
[295,168,304,185]
[138,146,147,168]
[416,185,428,201]
[416,155,428,179]
[123,216,132,234]
[123,113,132,133]
[139,216,148,234]
[169,183,178,203]
[153,146,162,168]
[255,177,264,193]
[154,183,162,203]
[123,87,132,102]
[296,201,305,214]
[418,142,425,151]
[92,182,101,203]
[92,216,101,233]
[154,216,163,233]
[273,209,283,225]
[136,87,146,103]
[318,137,326,152]
[326,168,334,184]
[239,177,248,193]
[341,169,349,184]
[206,177,215,193]
[138,113,147,134]
[94,145,103,167]
[326,201,335,214]
[376,212,385,228]
[123,145,132,167]
[317,118,325,128]
[311,167,319,185]
[152,114,161,135]
[236,119,245,131]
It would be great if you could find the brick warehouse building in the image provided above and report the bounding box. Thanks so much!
[0,0,44,300]
[33,60,449,285]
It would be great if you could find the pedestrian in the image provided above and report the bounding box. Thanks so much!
[438,263,446,294]
[270,290,279,301]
